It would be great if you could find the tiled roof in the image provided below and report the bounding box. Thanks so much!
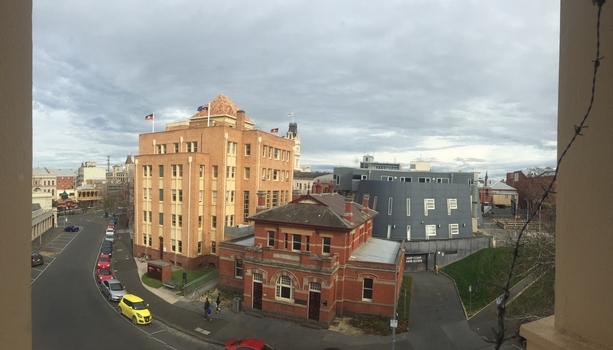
[248,193,377,229]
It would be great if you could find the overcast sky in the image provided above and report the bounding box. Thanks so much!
[33,1,560,180]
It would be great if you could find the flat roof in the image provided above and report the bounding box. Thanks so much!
[349,237,401,264]
[232,236,255,247]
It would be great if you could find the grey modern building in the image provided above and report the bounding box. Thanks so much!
[334,159,479,241]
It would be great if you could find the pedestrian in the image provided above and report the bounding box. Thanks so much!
[204,297,211,322]
[215,292,221,314]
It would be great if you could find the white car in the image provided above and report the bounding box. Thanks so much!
[100,279,127,301]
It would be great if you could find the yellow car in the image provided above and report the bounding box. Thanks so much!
[118,294,152,325]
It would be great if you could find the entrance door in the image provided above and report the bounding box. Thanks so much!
[159,237,164,260]
[253,281,263,310]
[308,290,320,321]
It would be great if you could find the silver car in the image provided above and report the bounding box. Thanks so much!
[100,279,127,301]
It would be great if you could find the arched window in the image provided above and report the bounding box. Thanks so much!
[275,275,293,301]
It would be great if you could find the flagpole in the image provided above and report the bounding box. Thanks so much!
[152,113,155,133]
[207,102,211,127]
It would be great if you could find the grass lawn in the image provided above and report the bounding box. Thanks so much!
[349,274,412,335]
[443,246,529,316]
[141,267,215,290]
[506,269,554,322]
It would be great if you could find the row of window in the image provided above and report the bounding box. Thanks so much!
[266,231,332,255]
[155,142,199,155]
[380,198,458,216]
[236,272,374,303]
[260,145,291,162]
[402,224,461,239]
[141,211,234,230]
[345,174,475,185]
[141,235,205,255]
[33,180,56,186]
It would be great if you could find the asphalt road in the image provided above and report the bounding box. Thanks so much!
[32,212,221,350]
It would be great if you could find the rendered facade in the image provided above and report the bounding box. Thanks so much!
[134,95,295,269]
[218,192,404,326]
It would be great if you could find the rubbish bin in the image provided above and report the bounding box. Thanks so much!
[232,297,241,313]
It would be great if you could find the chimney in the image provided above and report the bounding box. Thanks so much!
[313,179,322,194]
[328,180,334,193]
[292,190,302,201]
[256,191,267,213]
[343,195,354,223]
[362,194,370,214]
[236,110,245,131]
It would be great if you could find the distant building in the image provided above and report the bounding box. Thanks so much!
[479,172,518,211]
[293,170,332,195]
[32,167,57,197]
[218,192,404,327]
[32,192,56,241]
[334,156,479,240]
[505,167,556,210]
[76,161,107,187]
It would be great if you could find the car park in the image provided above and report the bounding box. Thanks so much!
[100,279,127,301]
[96,268,113,284]
[225,339,275,350]
[64,225,79,232]
[31,252,44,267]
[97,257,111,270]
[118,294,152,325]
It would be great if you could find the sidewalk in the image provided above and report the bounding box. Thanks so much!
[112,230,408,350]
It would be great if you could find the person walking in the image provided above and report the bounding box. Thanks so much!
[204,297,211,322]
[215,292,221,314]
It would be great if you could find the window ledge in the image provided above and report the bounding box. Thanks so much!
[521,316,609,350]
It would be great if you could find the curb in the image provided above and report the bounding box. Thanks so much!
[154,315,227,347]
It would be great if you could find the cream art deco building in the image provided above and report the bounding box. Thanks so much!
[134,95,295,269]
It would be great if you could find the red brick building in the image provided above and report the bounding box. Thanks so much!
[218,192,405,327]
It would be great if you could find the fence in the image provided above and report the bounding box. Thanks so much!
[183,269,219,295]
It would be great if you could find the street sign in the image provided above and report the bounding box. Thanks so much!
[390,319,398,328]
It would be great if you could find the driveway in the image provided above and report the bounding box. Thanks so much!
[407,271,489,350]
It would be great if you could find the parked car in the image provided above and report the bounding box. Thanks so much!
[225,339,275,350]
[99,252,110,259]
[96,268,113,284]
[31,252,44,267]
[100,279,127,301]
[97,257,111,270]
[118,294,152,325]
[100,245,112,257]
[107,222,115,229]
[64,225,79,232]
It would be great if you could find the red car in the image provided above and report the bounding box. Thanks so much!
[99,252,110,259]
[107,222,115,229]
[97,257,111,269]
[96,268,113,283]
[225,339,274,350]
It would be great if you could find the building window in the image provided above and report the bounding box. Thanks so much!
[449,223,460,235]
[148,235,152,246]
[212,165,218,179]
[418,177,431,183]
[235,260,243,278]
[159,213,164,225]
[292,234,301,251]
[262,145,267,157]
[400,177,412,182]
[172,190,177,202]
[406,198,410,216]
[447,198,458,215]
[253,273,262,282]
[143,188,148,200]
[305,236,310,251]
[199,190,203,202]
[142,234,147,245]
[171,239,176,252]
[159,165,164,177]
[322,237,331,254]
[274,148,280,160]
[156,144,166,154]
[199,165,204,178]
[245,144,251,156]
[148,211,152,222]
[211,241,216,253]
[275,275,293,301]
[363,278,373,301]
[225,215,234,227]
[388,198,393,215]
[284,233,288,249]
[437,178,449,183]
[178,240,182,253]
[197,241,202,254]
[244,191,250,220]
[273,170,279,181]
[244,167,250,180]
[406,225,411,240]
[267,231,274,247]
[381,176,393,181]
[424,198,435,216]
[211,216,217,228]
[172,214,176,226]
[426,225,437,238]
[174,143,179,153]
[268,147,272,158]
[178,215,182,227]
[198,215,202,228]
[159,189,164,201]
[272,191,279,207]
[187,141,197,152]
[178,189,183,202]
[212,191,217,204]
[172,165,177,177]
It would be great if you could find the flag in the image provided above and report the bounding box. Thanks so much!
[197,105,208,112]
[287,112,294,118]
[271,128,279,133]
[145,113,154,120]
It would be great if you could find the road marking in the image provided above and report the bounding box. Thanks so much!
[194,327,211,335]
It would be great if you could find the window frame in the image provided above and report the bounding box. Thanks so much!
[275,275,293,301]
[362,278,374,301]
